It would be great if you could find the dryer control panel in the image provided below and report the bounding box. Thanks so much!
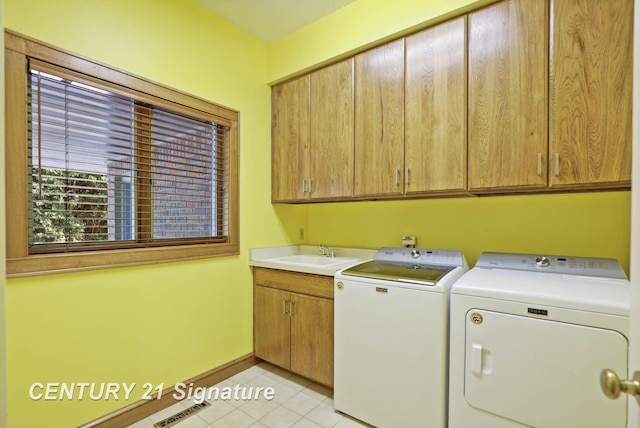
[475,252,628,279]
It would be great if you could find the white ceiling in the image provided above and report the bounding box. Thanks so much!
[194,0,357,43]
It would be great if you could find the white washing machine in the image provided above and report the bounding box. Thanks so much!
[449,252,630,428]
[334,247,468,428]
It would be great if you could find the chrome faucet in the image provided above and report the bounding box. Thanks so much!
[318,245,339,258]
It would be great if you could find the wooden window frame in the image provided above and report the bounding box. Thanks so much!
[4,30,240,277]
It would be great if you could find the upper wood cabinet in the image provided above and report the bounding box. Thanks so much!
[549,0,632,189]
[354,39,405,197]
[309,59,355,200]
[468,0,548,191]
[271,0,631,203]
[271,75,309,202]
[405,17,467,194]
[272,60,354,202]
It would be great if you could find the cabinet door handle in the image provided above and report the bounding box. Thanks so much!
[395,168,400,186]
[283,300,289,315]
[290,301,295,316]
[302,180,307,193]
[537,153,542,176]
[406,168,411,186]
[309,179,313,194]
[554,153,560,176]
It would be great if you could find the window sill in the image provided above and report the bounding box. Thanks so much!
[7,243,240,278]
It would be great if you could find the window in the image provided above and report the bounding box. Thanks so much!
[29,68,228,250]
[5,31,239,276]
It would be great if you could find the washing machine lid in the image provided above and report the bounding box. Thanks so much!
[452,266,630,316]
[340,247,467,286]
[340,260,455,285]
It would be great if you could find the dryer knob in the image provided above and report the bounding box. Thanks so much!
[535,256,550,268]
[411,249,421,259]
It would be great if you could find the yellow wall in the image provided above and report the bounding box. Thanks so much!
[3,0,305,426]
[268,0,632,270]
[306,192,631,270]
[0,0,8,425]
[267,0,494,82]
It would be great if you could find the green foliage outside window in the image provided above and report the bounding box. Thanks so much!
[31,168,109,244]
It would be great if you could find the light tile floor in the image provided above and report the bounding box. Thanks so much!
[127,362,371,428]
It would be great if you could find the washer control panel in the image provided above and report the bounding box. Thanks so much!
[375,247,466,268]
[476,252,628,279]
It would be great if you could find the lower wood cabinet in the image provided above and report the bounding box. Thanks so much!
[253,268,334,387]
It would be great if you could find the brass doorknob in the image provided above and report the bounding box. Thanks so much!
[600,369,640,405]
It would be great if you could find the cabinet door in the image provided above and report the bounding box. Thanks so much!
[354,39,405,197]
[272,76,309,202]
[405,17,467,194]
[290,293,334,387]
[254,286,291,369]
[468,0,548,191]
[549,0,632,188]
[309,59,354,200]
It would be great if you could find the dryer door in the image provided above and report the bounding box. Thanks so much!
[465,309,627,428]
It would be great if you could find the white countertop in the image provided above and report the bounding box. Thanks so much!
[249,245,376,276]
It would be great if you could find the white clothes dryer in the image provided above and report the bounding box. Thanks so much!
[449,252,630,428]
